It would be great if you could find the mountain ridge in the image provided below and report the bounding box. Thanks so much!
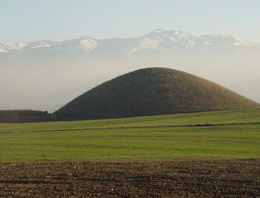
[1,29,259,56]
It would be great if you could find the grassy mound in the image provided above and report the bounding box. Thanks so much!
[55,67,259,120]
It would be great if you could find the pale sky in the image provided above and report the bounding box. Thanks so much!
[1,0,260,44]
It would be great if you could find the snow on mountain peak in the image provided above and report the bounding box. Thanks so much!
[201,34,256,48]
[78,37,98,49]
[31,42,51,49]
[0,43,19,53]
[153,28,174,33]
[0,29,259,55]
[16,42,28,49]
[129,29,206,53]
[61,37,98,53]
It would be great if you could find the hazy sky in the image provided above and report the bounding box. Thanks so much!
[1,0,260,44]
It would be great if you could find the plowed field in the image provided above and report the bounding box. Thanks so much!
[1,158,260,197]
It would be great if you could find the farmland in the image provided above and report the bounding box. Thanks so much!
[0,108,260,197]
[1,108,260,162]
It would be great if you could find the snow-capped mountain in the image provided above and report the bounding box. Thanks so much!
[129,28,209,53]
[1,29,260,112]
[1,29,259,57]
[0,37,97,54]
[129,29,260,53]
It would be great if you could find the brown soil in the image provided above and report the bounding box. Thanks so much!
[0,159,260,197]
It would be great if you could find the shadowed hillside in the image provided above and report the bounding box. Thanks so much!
[0,110,50,123]
[55,67,260,120]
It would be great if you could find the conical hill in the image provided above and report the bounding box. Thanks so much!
[55,67,260,120]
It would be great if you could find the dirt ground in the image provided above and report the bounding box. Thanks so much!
[0,158,259,197]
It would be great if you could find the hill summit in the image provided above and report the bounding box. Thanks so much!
[55,67,259,120]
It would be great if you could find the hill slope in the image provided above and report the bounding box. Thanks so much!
[55,67,260,120]
[0,110,50,123]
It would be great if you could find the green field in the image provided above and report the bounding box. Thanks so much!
[0,108,260,162]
